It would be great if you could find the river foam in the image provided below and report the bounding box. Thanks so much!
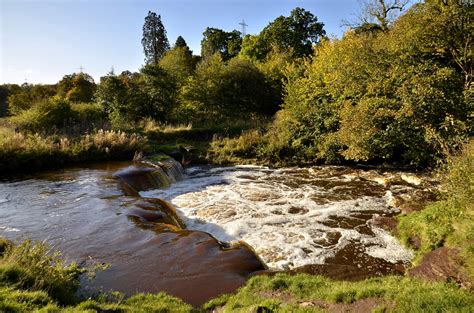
[141,165,416,269]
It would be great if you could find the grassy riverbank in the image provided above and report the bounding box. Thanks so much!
[397,139,474,282]
[0,125,147,175]
[1,239,472,312]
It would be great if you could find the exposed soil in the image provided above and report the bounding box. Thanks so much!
[409,247,471,289]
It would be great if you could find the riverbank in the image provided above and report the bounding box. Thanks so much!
[1,239,472,312]
[0,119,264,176]
[0,125,147,175]
[0,141,472,312]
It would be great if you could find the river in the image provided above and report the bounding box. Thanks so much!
[0,161,432,305]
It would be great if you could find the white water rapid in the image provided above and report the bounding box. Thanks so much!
[141,165,422,270]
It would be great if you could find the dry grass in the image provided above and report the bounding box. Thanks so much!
[140,118,193,133]
[0,128,148,174]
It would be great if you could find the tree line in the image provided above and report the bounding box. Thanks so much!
[0,0,471,166]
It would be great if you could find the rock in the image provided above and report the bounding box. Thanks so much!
[289,242,406,281]
[370,215,398,232]
[409,247,471,289]
[389,189,438,214]
[125,198,186,230]
[401,174,423,186]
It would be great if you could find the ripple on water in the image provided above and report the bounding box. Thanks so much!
[142,165,418,270]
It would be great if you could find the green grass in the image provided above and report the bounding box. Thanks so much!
[2,240,472,313]
[143,119,268,164]
[203,274,474,312]
[397,140,473,278]
[0,239,193,312]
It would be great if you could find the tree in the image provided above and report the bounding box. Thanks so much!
[6,83,56,115]
[240,7,325,59]
[142,11,170,65]
[267,1,469,166]
[201,28,242,60]
[173,35,193,57]
[178,54,277,122]
[64,73,96,103]
[96,66,176,127]
[159,46,196,87]
[139,64,177,120]
[343,0,409,32]
[175,36,189,50]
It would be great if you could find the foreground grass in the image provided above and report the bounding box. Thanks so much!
[0,239,193,312]
[203,274,474,312]
[0,126,147,175]
[1,238,472,312]
[397,140,473,280]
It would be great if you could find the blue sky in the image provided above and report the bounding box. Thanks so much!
[2,0,371,84]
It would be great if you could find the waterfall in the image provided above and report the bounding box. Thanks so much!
[159,158,184,183]
[113,157,185,195]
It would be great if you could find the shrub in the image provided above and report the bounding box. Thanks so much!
[0,240,83,304]
[9,97,75,133]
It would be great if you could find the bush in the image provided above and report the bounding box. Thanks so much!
[209,130,264,164]
[9,97,75,133]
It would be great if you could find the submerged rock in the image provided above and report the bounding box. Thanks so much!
[288,242,406,281]
[126,198,186,230]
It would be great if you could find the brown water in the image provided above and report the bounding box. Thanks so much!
[0,162,264,306]
[0,162,433,306]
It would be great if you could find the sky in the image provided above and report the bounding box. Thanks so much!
[1,0,367,84]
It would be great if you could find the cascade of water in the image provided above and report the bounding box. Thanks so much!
[150,166,171,189]
[158,158,184,183]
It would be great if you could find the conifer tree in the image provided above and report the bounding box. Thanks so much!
[142,11,170,65]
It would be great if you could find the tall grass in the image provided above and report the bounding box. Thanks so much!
[208,129,264,164]
[0,127,148,174]
[0,240,82,305]
[0,238,193,312]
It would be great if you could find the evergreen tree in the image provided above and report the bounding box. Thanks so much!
[175,36,187,48]
[142,11,170,65]
[174,35,193,56]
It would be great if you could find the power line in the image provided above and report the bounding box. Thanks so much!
[239,19,248,38]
